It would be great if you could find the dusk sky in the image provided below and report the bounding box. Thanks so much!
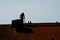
[0,0,60,24]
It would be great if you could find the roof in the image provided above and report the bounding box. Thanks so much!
[0,23,60,27]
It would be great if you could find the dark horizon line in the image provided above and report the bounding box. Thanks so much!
[0,22,60,25]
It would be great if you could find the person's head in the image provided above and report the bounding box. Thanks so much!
[19,12,24,19]
[21,12,24,14]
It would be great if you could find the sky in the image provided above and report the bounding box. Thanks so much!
[0,0,60,24]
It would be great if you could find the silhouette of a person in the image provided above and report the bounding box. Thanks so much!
[20,12,25,20]
[20,12,25,23]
